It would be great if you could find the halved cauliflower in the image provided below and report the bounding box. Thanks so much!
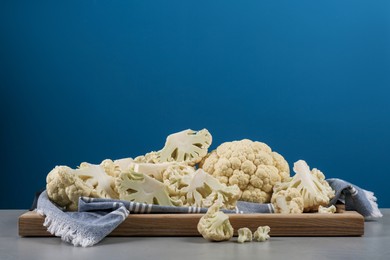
[135,129,212,166]
[200,139,290,203]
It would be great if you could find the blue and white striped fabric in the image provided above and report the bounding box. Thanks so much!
[36,178,381,247]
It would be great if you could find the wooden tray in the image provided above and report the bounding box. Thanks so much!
[18,206,364,237]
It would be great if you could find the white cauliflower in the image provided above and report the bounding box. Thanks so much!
[162,166,241,210]
[115,169,181,206]
[253,226,271,242]
[271,188,304,214]
[46,162,119,211]
[135,129,212,166]
[318,205,337,214]
[197,202,234,241]
[272,160,335,212]
[237,227,253,243]
[200,139,290,203]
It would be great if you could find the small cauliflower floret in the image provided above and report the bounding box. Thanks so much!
[115,169,181,206]
[197,202,234,242]
[135,129,212,166]
[272,160,335,212]
[318,205,337,214]
[200,139,290,203]
[46,163,118,211]
[271,188,304,214]
[237,228,253,243]
[253,226,271,242]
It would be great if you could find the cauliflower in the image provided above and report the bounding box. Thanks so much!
[318,205,337,214]
[272,160,335,212]
[197,202,234,241]
[46,162,119,211]
[115,169,181,206]
[200,139,290,203]
[130,161,182,182]
[162,166,241,210]
[253,226,271,242]
[271,188,304,214]
[135,129,212,166]
[237,227,253,243]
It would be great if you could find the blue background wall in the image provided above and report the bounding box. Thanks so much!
[1,1,389,209]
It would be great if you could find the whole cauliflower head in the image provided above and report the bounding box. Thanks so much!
[200,139,290,203]
[197,202,234,241]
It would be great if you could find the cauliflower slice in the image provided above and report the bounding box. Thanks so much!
[135,129,212,166]
[271,188,304,214]
[46,163,118,211]
[159,129,212,165]
[162,166,241,210]
[237,227,253,243]
[197,202,234,241]
[253,226,271,242]
[272,160,335,212]
[318,205,337,214]
[115,169,181,206]
[77,162,119,199]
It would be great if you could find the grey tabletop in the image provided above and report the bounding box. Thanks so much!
[1,210,389,260]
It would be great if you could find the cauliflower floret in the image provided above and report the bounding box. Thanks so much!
[46,163,118,211]
[271,188,304,214]
[237,227,253,243]
[46,166,95,211]
[197,202,234,241]
[272,160,335,212]
[318,205,337,214]
[135,129,212,166]
[200,139,290,203]
[253,226,271,242]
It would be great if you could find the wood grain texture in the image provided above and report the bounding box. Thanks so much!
[18,209,364,237]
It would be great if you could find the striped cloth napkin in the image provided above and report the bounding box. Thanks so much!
[35,178,381,247]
